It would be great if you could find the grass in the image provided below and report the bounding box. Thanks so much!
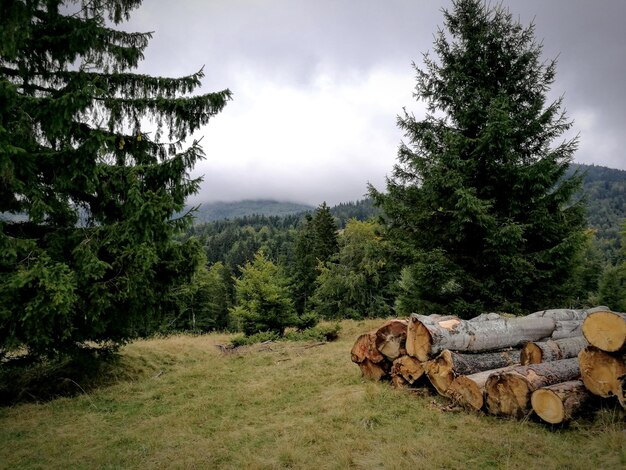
[1,319,624,469]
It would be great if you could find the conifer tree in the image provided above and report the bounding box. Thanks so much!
[0,1,231,357]
[371,0,586,316]
[230,251,297,336]
[292,202,339,313]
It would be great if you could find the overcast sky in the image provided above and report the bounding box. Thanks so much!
[125,0,626,206]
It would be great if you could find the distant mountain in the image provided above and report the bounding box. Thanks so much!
[188,199,314,223]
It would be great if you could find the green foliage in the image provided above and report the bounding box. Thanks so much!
[230,331,280,347]
[371,0,586,316]
[230,251,298,336]
[0,0,230,357]
[292,202,339,313]
[598,223,626,312]
[312,220,396,319]
[168,260,234,332]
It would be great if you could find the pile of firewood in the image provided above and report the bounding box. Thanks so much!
[350,307,626,424]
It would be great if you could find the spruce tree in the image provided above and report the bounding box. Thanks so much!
[371,0,586,316]
[292,202,339,313]
[0,1,231,357]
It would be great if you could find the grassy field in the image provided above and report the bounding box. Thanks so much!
[1,319,624,469]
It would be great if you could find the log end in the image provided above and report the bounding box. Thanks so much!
[425,350,454,396]
[531,388,565,424]
[413,321,433,362]
[448,376,484,411]
[358,359,388,381]
[578,347,626,397]
[485,373,531,418]
[520,342,542,366]
[582,311,626,352]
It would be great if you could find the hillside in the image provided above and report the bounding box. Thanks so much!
[189,199,314,223]
[0,322,623,469]
[573,164,626,259]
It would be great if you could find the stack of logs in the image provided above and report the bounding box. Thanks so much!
[350,307,626,424]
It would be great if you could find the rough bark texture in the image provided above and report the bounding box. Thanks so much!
[390,355,425,385]
[531,380,591,424]
[619,376,626,409]
[527,308,588,321]
[425,349,520,396]
[407,313,555,361]
[351,331,384,364]
[375,319,408,360]
[521,336,588,365]
[357,358,389,381]
[578,346,626,398]
[447,365,518,411]
[485,358,580,418]
[551,321,583,340]
[582,310,626,353]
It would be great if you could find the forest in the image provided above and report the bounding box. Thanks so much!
[1,0,625,361]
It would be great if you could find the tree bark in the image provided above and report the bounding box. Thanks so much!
[424,349,520,396]
[582,310,626,353]
[530,380,591,424]
[578,346,626,398]
[390,355,425,385]
[407,313,555,361]
[351,331,384,364]
[446,365,518,411]
[484,358,580,418]
[551,320,583,340]
[520,336,588,365]
[527,308,588,321]
[357,358,389,381]
[375,319,408,360]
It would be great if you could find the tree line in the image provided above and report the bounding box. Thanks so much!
[1,0,624,360]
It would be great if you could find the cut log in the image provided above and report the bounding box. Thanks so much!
[357,358,389,381]
[551,320,583,340]
[582,310,626,353]
[520,336,588,365]
[484,358,580,418]
[578,346,626,398]
[469,312,502,322]
[391,374,408,388]
[531,380,591,424]
[619,376,626,409]
[407,313,555,361]
[351,331,384,364]
[390,355,425,385]
[424,349,520,396]
[375,319,408,360]
[447,366,518,411]
[527,308,587,321]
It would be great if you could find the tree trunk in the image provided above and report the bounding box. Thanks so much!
[618,376,626,409]
[551,320,583,340]
[357,358,389,381]
[527,308,587,321]
[351,331,384,364]
[391,374,408,388]
[406,314,456,358]
[424,349,520,396]
[520,336,588,365]
[578,346,626,398]
[484,358,580,418]
[582,310,626,353]
[375,319,408,360]
[531,380,591,424]
[407,313,555,361]
[390,355,425,385]
[446,365,518,411]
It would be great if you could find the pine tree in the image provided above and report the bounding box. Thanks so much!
[292,202,339,313]
[371,0,586,316]
[230,251,297,336]
[0,1,231,357]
